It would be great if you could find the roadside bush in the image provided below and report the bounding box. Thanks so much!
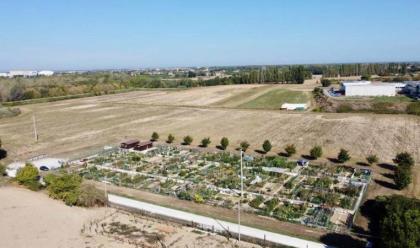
[46,173,82,206]
[77,184,107,207]
[220,137,229,150]
[151,132,159,141]
[284,144,296,157]
[167,134,175,144]
[366,154,379,165]
[262,140,272,154]
[193,193,204,203]
[321,79,331,87]
[200,137,211,147]
[337,149,351,163]
[177,190,192,201]
[249,195,264,209]
[240,141,250,152]
[183,135,193,145]
[310,145,323,159]
[406,102,420,116]
[15,163,41,191]
[336,104,353,113]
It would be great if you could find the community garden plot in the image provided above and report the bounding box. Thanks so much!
[75,145,371,231]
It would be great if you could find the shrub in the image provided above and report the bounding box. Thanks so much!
[77,184,107,207]
[394,166,412,190]
[167,134,175,144]
[337,149,351,163]
[240,141,250,152]
[284,144,296,157]
[16,163,41,191]
[46,173,82,206]
[337,104,353,113]
[366,154,379,165]
[0,163,5,176]
[321,79,331,87]
[183,135,193,145]
[394,152,414,168]
[200,137,211,147]
[262,140,272,154]
[310,145,323,159]
[249,195,264,209]
[406,102,420,116]
[177,190,192,201]
[193,193,204,203]
[220,137,229,150]
[151,132,159,141]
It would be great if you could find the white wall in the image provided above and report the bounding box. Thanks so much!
[345,85,396,96]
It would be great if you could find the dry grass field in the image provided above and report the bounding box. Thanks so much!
[1,84,419,200]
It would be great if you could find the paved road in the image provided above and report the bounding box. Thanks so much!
[108,194,329,248]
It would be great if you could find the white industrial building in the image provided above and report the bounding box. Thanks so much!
[9,70,38,77]
[341,81,396,97]
[38,70,54,76]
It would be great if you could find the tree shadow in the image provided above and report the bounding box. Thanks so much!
[377,163,395,171]
[216,145,226,151]
[381,173,394,180]
[327,157,341,163]
[254,149,266,155]
[320,233,366,248]
[374,179,397,190]
[301,154,315,160]
[0,149,7,160]
[278,152,289,157]
[356,162,370,166]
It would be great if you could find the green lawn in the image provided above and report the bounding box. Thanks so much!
[238,89,309,109]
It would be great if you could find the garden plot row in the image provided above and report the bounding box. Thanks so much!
[74,145,371,230]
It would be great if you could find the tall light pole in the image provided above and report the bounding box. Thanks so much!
[238,149,243,243]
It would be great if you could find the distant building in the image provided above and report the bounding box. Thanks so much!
[9,70,38,77]
[38,70,54,76]
[340,81,396,97]
[0,72,9,77]
[404,81,420,98]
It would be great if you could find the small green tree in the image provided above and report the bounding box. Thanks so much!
[366,154,379,165]
[240,141,250,152]
[284,144,296,157]
[321,79,331,87]
[394,166,412,190]
[151,132,159,141]
[310,145,323,159]
[46,173,82,206]
[200,137,211,147]
[220,137,229,150]
[167,134,175,144]
[394,152,414,168]
[262,140,272,154]
[337,149,351,163]
[16,163,40,191]
[183,135,193,145]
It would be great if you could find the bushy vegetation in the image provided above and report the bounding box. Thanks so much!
[284,144,296,157]
[220,137,229,150]
[366,154,379,165]
[262,140,272,154]
[200,137,211,147]
[167,134,175,144]
[393,152,415,190]
[151,132,159,141]
[337,149,351,163]
[406,102,420,116]
[0,163,6,176]
[370,195,420,248]
[15,163,41,191]
[310,145,323,159]
[45,173,106,207]
[240,141,250,152]
[183,136,193,145]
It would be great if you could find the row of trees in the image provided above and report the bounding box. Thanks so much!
[308,63,412,77]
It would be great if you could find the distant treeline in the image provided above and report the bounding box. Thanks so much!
[308,63,417,77]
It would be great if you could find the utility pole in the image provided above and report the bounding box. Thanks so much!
[32,114,38,142]
[238,149,243,243]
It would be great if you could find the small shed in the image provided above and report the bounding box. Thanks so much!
[281,103,307,111]
[134,141,153,151]
[120,139,140,149]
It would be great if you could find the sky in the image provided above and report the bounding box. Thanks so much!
[0,0,419,70]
